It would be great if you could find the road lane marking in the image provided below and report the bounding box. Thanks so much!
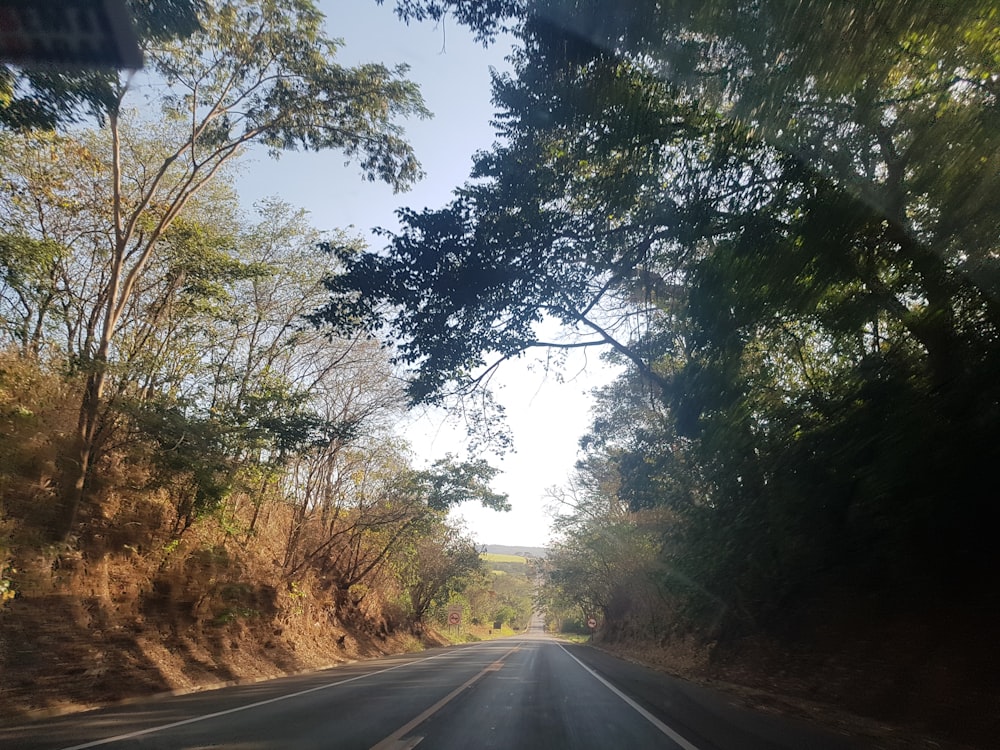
[54,649,467,750]
[375,738,423,750]
[370,644,522,750]
[556,644,703,750]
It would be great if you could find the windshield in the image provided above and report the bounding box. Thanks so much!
[0,2,996,749]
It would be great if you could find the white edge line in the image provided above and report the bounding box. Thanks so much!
[57,649,457,750]
[556,643,703,750]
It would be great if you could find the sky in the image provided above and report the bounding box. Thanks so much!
[234,0,619,548]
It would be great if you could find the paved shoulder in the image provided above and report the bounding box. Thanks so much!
[564,642,862,750]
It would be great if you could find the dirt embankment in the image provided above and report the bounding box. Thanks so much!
[0,515,442,725]
[1,590,437,726]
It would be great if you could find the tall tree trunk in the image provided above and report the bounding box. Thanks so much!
[57,359,106,540]
[56,108,125,542]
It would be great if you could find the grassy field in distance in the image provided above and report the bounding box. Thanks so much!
[480,552,527,564]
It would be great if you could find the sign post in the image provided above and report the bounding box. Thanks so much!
[446,605,462,634]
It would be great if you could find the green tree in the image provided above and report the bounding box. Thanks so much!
[399,522,482,622]
[412,454,511,512]
[323,0,1000,625]
[10,0,431,539]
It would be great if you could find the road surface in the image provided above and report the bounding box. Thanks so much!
[0,617,860,749]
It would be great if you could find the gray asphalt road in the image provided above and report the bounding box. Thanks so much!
[0,619,861,750]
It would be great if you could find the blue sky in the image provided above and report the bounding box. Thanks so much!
[236,0,617,547]
[238,0,511,243]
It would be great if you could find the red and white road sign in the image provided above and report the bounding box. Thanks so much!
[447,609,461,625]
[587,617,597,629]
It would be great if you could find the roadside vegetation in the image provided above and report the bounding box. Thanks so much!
[409,550,534,643]
[323,2,1000,746]
[0,0,508,719]
[3,1,998,746]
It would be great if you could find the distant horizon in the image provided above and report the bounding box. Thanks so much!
[482,542,550,557]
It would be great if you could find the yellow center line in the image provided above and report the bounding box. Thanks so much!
[369,644,522,750]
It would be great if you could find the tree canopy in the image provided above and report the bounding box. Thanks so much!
[321,0,1000,626]
[325,0,1000,402]
[2,0,433,540]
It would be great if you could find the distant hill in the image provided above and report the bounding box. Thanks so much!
[484,543,548,559]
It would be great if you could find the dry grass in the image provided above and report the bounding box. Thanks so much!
[0,357,437,724]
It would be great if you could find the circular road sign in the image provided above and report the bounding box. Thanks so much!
[448,611,461,625]
[587,617,597,629]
